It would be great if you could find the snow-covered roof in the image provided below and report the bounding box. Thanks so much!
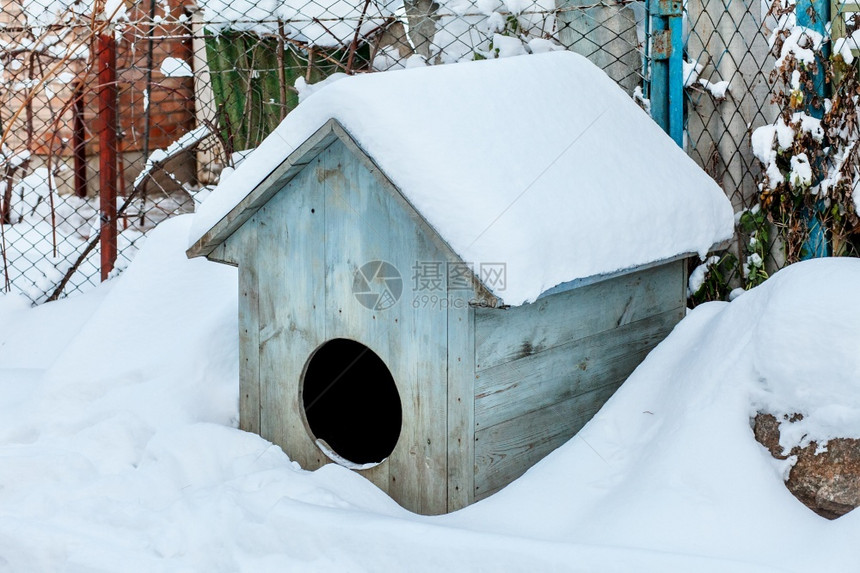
[188,51,734,306]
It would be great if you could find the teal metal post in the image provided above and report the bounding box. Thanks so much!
[797,0,830,258]
[796,0,830,117]
[647,0,684,147]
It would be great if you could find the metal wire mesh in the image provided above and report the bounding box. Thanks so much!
[1,0,646,303]
[683,0,858,286]
[684,0,779,213]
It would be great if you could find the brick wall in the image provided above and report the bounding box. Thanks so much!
[115,0,196,156]
[0,0,197,196]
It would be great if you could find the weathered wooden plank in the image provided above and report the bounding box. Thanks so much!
[474,260,684,372]
[207,241,236,266]
[475,307,681,431]
[405,255,449,515]
[446,302,475,512]
[321,141,393,494]
[474,381,621,500]
[556,0,641,94]
[254,203,287,447]
[253,156,326,467]
[235,230,261,435]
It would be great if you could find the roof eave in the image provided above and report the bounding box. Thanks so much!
[533,239,733,301]
[186,119,341,260]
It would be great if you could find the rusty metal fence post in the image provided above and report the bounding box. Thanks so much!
[97,33,118,281]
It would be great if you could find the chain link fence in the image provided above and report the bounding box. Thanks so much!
[684,0,777,213]
[1,0,648,303]
[683,0,860,291]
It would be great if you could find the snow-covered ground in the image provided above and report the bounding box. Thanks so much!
[1,215,859,571]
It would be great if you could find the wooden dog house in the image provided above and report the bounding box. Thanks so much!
[187,52,733,515]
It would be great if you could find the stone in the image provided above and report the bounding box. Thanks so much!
[753,412,860,520]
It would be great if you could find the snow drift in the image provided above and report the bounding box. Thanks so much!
[1,217,859,571]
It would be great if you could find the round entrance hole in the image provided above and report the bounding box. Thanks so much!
[301,339,402,466]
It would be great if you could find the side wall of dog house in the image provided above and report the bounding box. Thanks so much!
[472,260,687,499]
[220,137,470,515]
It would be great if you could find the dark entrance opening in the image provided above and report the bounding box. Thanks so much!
[302,339,402,466]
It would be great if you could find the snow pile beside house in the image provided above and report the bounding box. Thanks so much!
[190,52,734,306]
[1,217,859,570]
[748,261,860,446]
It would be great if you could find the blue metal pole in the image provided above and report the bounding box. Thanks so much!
[647,0,684,147]
[650,5,669,132]
[796,0,830,258]
[668,12,683,145]
[796,0,830,118]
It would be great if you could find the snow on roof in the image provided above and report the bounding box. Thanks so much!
[189,51,734,306]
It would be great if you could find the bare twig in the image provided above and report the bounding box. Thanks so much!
[0,213,9,292]
[277,19,288,121]
[347,0,374,73]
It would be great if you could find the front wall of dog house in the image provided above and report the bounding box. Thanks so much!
[222,138,464,515]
